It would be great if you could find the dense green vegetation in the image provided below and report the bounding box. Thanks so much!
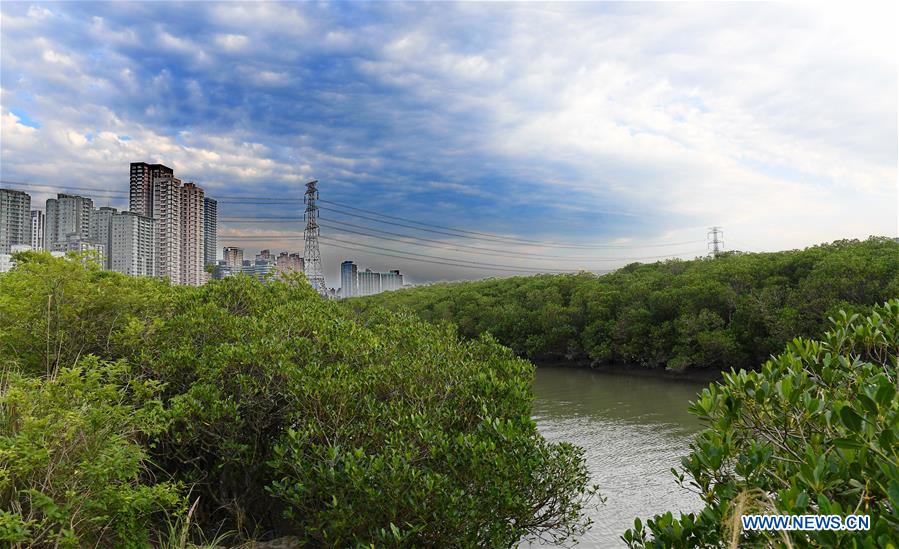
[0,252,595,547]
[352,238,899,373]
[624,299,899,547]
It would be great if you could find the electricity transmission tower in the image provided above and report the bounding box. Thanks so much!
[707,226,724,258]
[303,180,328,297]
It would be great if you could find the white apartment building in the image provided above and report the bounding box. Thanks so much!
[30,210,44,250]
[90,206,117,268]
[110,211,157,277]
[0,189,31,253]
[46,193,94,251]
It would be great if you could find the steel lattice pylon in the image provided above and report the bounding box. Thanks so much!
[303,180,328,297]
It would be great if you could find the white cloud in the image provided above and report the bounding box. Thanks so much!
[215,33,248,52]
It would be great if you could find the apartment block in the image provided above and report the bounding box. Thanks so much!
[45,193,94,252]
[30,210,44,250]
[110,212,157,277]
[0,189,31,253]
[130,162,173,218]
[203,197,217,267]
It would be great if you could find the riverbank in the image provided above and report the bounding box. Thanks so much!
[533,359,725,384]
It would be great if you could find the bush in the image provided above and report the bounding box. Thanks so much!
[623,299,899,547]
[0,256,595,546]
[0,357,183,548]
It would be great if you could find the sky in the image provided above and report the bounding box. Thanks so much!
[1,1,897,287]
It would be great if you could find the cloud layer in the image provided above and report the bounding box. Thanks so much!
[2,2,896,285]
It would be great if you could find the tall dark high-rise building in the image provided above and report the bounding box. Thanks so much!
[203,197,217,267]
[129,162,173,218]
[340,260,358,298]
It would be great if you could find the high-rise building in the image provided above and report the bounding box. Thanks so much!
[223,246,244,270]
[45,194,94,251]
[340,260,358,298]
[152,173,183,284]
[257,249,273,261]
[275,251,304,278]
[357,268,381,297]
[130,162,173,218]
[0,189,31,254]
[110,212,157,277]
[30,210,44,250]
[148,172,206,286]
[203,197,217,268]
[381,269,404,292]
[90,206,118,268]
[179,182,205,286]
[289,253,304,273]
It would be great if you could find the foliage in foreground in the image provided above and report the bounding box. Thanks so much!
[351,238,899,373]
[0,358,183,547]
[623,299,899,547]
[0,252,595,547]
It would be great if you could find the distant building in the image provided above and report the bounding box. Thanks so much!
[223,246,244,270]
[30,210,44,250]
[203,197,217,268]
[382,269,404,292]
[152,174,182,284]
[129,162,173,218]
[241,258,276,281]
[0,244,34,273]
[257,249,274,261]
[90,206,118,268]
[0,189,31,253]
[357,268,381,296]
[213,260,234,280]
[179,182,205,286]
[130,163,207,286]
[340,260,358,297]
[62,234,106,264]
[45,193,94,252]
[276,251,304,278]
[110,211,157,277]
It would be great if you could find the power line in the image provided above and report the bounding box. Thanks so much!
[219,216,699,261]
[222,231,705,269]
[2,179,706,251]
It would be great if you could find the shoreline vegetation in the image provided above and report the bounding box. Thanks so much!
[350,238,899,376]
[2,241,897,547]
[0,252,595,547]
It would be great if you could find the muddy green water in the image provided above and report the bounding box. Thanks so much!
[531,367,710,547]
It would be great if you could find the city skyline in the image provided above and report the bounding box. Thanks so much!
[1,2,896,286]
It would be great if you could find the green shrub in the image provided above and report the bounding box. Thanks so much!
[623,299,899,547]
[0,357,183,548]
[0,256,595,546]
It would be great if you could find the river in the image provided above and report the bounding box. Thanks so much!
[531,367,711,547]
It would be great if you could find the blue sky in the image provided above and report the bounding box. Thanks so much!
[1,2,896,285]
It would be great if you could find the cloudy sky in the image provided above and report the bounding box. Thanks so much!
[1,2,896,286]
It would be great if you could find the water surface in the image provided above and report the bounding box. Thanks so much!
[531,367,709,547]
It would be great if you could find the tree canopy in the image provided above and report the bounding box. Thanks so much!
[352,238,899,372]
